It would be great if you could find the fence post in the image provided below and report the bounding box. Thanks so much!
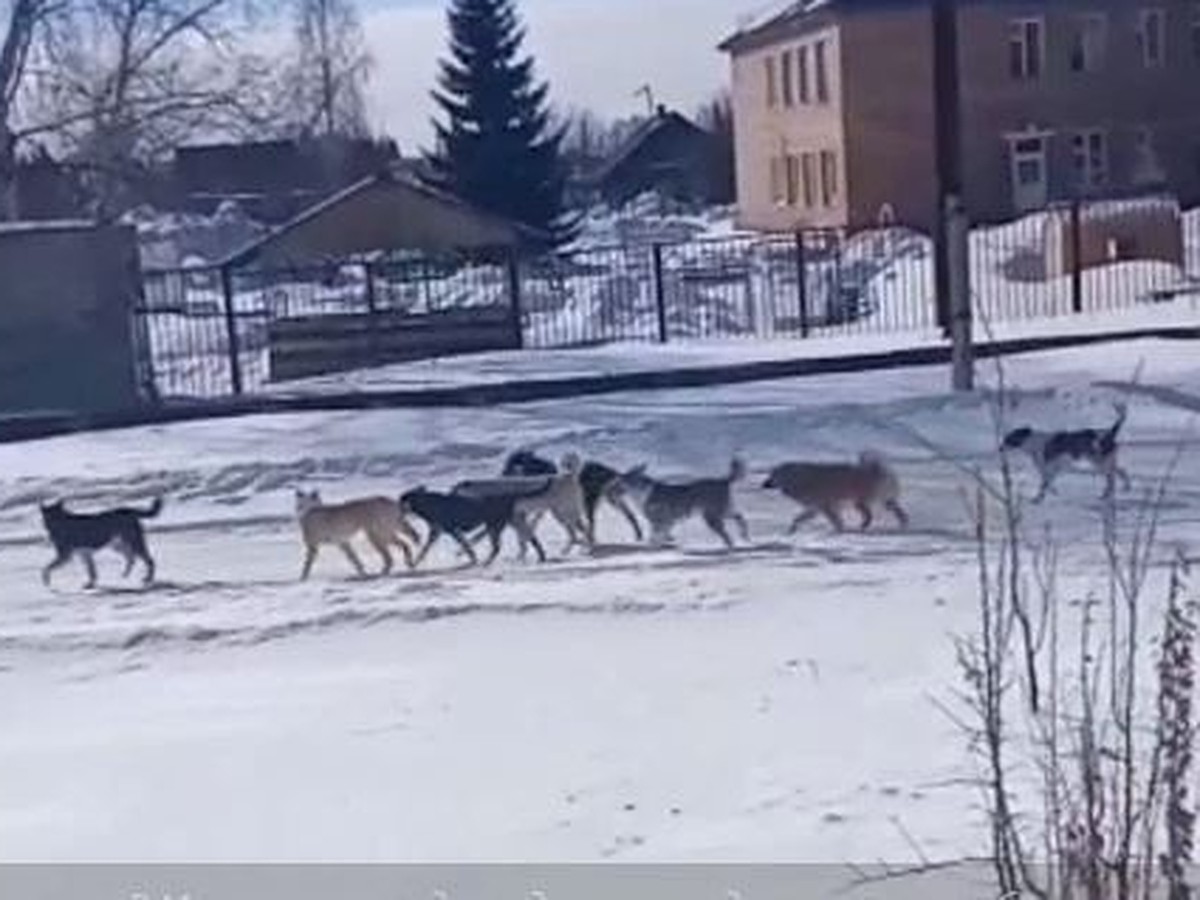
[363,260,379,366]
[652,243,668,343]
[506,252,525,349]
[1070,200,1084,314]
[219,264,244,396]
[794,231,810,338]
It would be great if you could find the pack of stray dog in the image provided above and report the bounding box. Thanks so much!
[36,403,1135,587]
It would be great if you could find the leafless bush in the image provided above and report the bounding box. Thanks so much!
[947,370,1197,899]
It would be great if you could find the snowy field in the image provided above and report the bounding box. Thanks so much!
[3,339,1200,868]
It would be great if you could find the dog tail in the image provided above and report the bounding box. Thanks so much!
[1099,403,1128,455]
[729,457,747,483]
[135,497,164,519]
[1107,403,1128,440]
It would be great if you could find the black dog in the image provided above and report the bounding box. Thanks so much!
[399,487,546,567]
[503,450,643,542]
[1001,404,1131,502]
[40,498,162,588]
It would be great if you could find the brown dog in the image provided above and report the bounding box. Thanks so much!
[763,452,909,533]
[295,490,419,580]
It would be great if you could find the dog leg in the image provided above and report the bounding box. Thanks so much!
[140,551,156,586]
[339,542,367,577]
[414,530,441,568]
[482,527,503,566]
[886,499,910,529]
[703,512,735,550]
[42,552,70,587]
[367,531,394,575]
[450,530,480,567]
[117,539,136,579]
[300,544,318,580]
[391,532,416,569]
[514,515,547,563]
[855,500,873,531]
[81,552,98,590]
[609,494,644,542]
[820,505,845,533]
[788,509,818,535]
[729,510,750,542]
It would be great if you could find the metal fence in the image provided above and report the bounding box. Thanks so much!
[135,195,1200,399]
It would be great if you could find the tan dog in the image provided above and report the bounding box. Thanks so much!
[763,452,909,533]
[295,490,420,580]
[455,452,593,557]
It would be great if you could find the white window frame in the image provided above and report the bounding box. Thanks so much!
[765,55,778,108]
[1009,17,1045,80]
[797,44,810,104]
[814,39,829,104]
[1132,126,1165,186]
[1070,129,1109,191]
[801,152,816,207]
[781,50,794,107]
[1138,8,1166,68]
[819,150,838,206]
[769,156,784,205]
[1069,13,1108,73]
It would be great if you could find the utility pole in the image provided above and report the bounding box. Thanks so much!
[932,0,973,390]
[634,84,656,117]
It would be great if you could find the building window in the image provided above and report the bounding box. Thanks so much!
[769,156,784,204]
[1009,18,1044,80]
[814,40,829,103]
[1069,13,1107,72]
[785,155,800,205]
[797,45,810,104]
[1133,127,1165,185]
[802,152,816,207]
[1070,130,1109,191]
[1138,9,1166,68]
[781,50,794,107]
[765,55,778,107]
[819,150,838,206]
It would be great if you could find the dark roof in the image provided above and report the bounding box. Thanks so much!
[589,107,713,185]
[221,164,543,268]
[174,137,398,196]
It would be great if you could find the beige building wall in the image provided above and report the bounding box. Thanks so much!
[731,23,848,231]
[840,6,937,231]
[727,0,1200,234]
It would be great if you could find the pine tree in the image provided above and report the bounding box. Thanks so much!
[428,0,574,247]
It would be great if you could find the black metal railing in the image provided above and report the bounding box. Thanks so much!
[134,196,1199,399]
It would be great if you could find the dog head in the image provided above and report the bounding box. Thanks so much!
[39,499,66,524]
[1001,427,1034,451]
[503,450,556,477]
[294,489,322,516]
[857,450,886,470]
[559,452,582,476]
[398,487,425,515]
[618,464,654,502]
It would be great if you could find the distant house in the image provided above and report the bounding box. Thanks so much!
[720,0,1200,233]
[172,136,399,223]
[223,164,540,269]
[584,106,733,208]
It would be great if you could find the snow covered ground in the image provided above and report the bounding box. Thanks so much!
[3,338,1200,867]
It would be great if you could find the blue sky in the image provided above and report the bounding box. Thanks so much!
[358,0,749,149]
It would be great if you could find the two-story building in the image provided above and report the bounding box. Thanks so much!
[720,0,1200,233]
